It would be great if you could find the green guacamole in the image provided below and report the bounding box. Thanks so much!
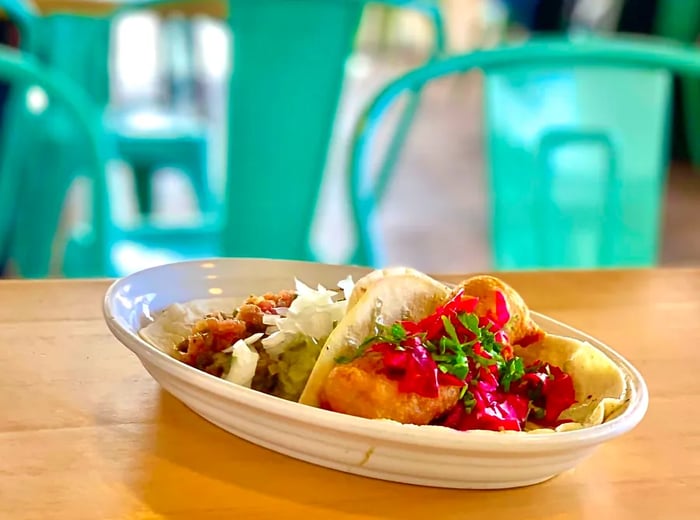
[273,335,325,401]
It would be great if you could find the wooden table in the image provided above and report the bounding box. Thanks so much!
[32,0,228,17]
[1,269,699,519]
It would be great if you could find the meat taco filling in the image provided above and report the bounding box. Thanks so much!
[173,290,296,393]
[319,287,573,432]
[143,277,354,402]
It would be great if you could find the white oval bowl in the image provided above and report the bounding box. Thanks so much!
[103,258,649,489]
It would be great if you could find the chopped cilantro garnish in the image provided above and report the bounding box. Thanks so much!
[500,357,525,392]
[462,390,476,413]
[457,312,479,334]
[390,323,407,341]
[334,319,411,364]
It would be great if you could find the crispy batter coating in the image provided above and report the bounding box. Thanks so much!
[453,275,543,346]
[319,352,460,425]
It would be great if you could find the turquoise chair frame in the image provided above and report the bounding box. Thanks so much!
[348,36,700,270]
[0,0,211,277]
[365,0,447,204]
[0,1,112,276]
[0,46,111,276]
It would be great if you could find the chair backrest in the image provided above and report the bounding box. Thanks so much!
[349,35,700,270]
[0,0,112,103]
[0,45,111,275]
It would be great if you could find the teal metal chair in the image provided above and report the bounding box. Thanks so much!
[2,0,448,278]
[54,0,448,278]
[0,45,111,277]
[0,0,212,277]
[348,35,700,270]
[360,0,447,202]
[221,0,448,267]
[0,0,211,216]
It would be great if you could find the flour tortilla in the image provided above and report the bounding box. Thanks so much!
[139,297,241,353]
[299,273,450,407]
[346,267,447,311]
[514,334,629,430]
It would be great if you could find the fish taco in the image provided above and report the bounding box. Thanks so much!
[300,272,628,433]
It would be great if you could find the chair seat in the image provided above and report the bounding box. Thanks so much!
[63,219,223,278]
[111,238,217,277]
[108,107,207,140]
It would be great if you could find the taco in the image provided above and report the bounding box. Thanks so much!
[514,335,629,430]
[139,277,354,401]
[299,271,451,407]
[300,272,629,433]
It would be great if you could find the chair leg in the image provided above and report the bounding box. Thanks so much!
[11,147,71,278]
[376,87,422,202]
[132,163,154,216]
[0,135,25,269]
[189,144,212,214]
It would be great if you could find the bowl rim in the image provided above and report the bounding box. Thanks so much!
[103,258,649,453]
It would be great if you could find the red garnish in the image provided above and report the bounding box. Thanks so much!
[437,367,529,432]
[514,362,577,427]
[367,341,464,398]
[517,330,546,347]
[355,289,576,432]
[486,290,511,330]
[414,289,479,342]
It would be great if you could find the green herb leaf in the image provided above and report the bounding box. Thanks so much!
[500,357,525,392]
[441,315,460,344]
[458,313,479,334]
[390,323,407,341]
[462,390,476,413]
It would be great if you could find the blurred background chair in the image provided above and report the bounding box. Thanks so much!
[221,0,449,266]
[0,44,111,277]
[1,0,700,278]
[652,0,700,165]
[0,0,449,277]
[0,0,213,277]
[348,35,700,270]
[497,0,700,167]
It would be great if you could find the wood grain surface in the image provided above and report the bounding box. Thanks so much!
[1,269,698,519]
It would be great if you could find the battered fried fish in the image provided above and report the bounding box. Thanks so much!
[319,352,461,425]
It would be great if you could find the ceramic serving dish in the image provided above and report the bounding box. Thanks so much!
[103,258,648,489]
